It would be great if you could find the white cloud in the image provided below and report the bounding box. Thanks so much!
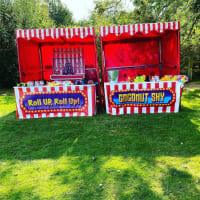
[61,0,95,21]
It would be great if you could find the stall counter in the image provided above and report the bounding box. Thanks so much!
[14,84,96,119]
[104,81,183,115]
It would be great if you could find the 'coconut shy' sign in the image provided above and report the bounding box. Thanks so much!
[110,88,175,107]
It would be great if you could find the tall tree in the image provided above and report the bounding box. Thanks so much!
[91,0,131,25]
[14,0,54,29]
[0,0,55,88]
[0,0,18,88]
[48,0,74,27]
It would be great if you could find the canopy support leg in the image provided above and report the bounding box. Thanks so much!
[39,43,44,80]
[159,38,162,78]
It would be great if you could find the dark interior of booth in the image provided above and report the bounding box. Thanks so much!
[17,37,98,83]
[102,30,179,82]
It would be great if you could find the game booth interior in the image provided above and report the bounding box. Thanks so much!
[100,21,187,115]
[14,27,101,119]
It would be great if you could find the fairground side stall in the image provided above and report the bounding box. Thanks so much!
[100,21,187,115]
[15,27,101,119]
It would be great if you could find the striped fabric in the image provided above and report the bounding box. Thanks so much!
[100,21,180,37]
[104,81,181,115]
[16,27,95,40]
[14,85,96,119]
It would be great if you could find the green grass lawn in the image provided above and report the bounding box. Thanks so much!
[0,84,200,200]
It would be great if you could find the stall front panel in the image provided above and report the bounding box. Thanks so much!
[14,85,96,119]
[104,81,181,115]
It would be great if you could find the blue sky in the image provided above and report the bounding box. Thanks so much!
[61,0,134,21]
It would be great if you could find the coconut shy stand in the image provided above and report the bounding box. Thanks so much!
[100,21,187,115]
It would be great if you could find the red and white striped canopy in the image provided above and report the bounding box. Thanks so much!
[100,21,180,37]
[16,27,95,40]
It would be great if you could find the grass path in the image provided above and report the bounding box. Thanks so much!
[0,83,200,200]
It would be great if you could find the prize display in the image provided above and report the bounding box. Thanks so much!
[17,79,96,87]
[160,75,188,83]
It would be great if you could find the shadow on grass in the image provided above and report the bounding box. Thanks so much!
[181,89,200,100]
[0,106,199,161]
[0,89,200,199]
[162,168,200,200]
[49,157,163,200]
[0,189,41,200]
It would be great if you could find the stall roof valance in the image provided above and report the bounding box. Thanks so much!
[100,21,180,39]
[16,27,95,41]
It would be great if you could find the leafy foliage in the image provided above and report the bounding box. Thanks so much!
[13,0,54,29]
[0,0,18,88]
[0,0,73,88]
[48,0,74,27]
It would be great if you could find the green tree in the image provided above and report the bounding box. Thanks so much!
[48,0,74,27]
[0,0,55,88]
[14,0,54,29]
[0,0,18,88]
[91,0,131,26]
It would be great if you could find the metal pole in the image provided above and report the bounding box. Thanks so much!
[39,43,44,80]
[159,38,162,78]
[16,39,23,82]
[177,30,181,75]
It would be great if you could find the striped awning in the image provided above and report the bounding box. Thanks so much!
[100,21,180,37]
[16,27,95,40]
